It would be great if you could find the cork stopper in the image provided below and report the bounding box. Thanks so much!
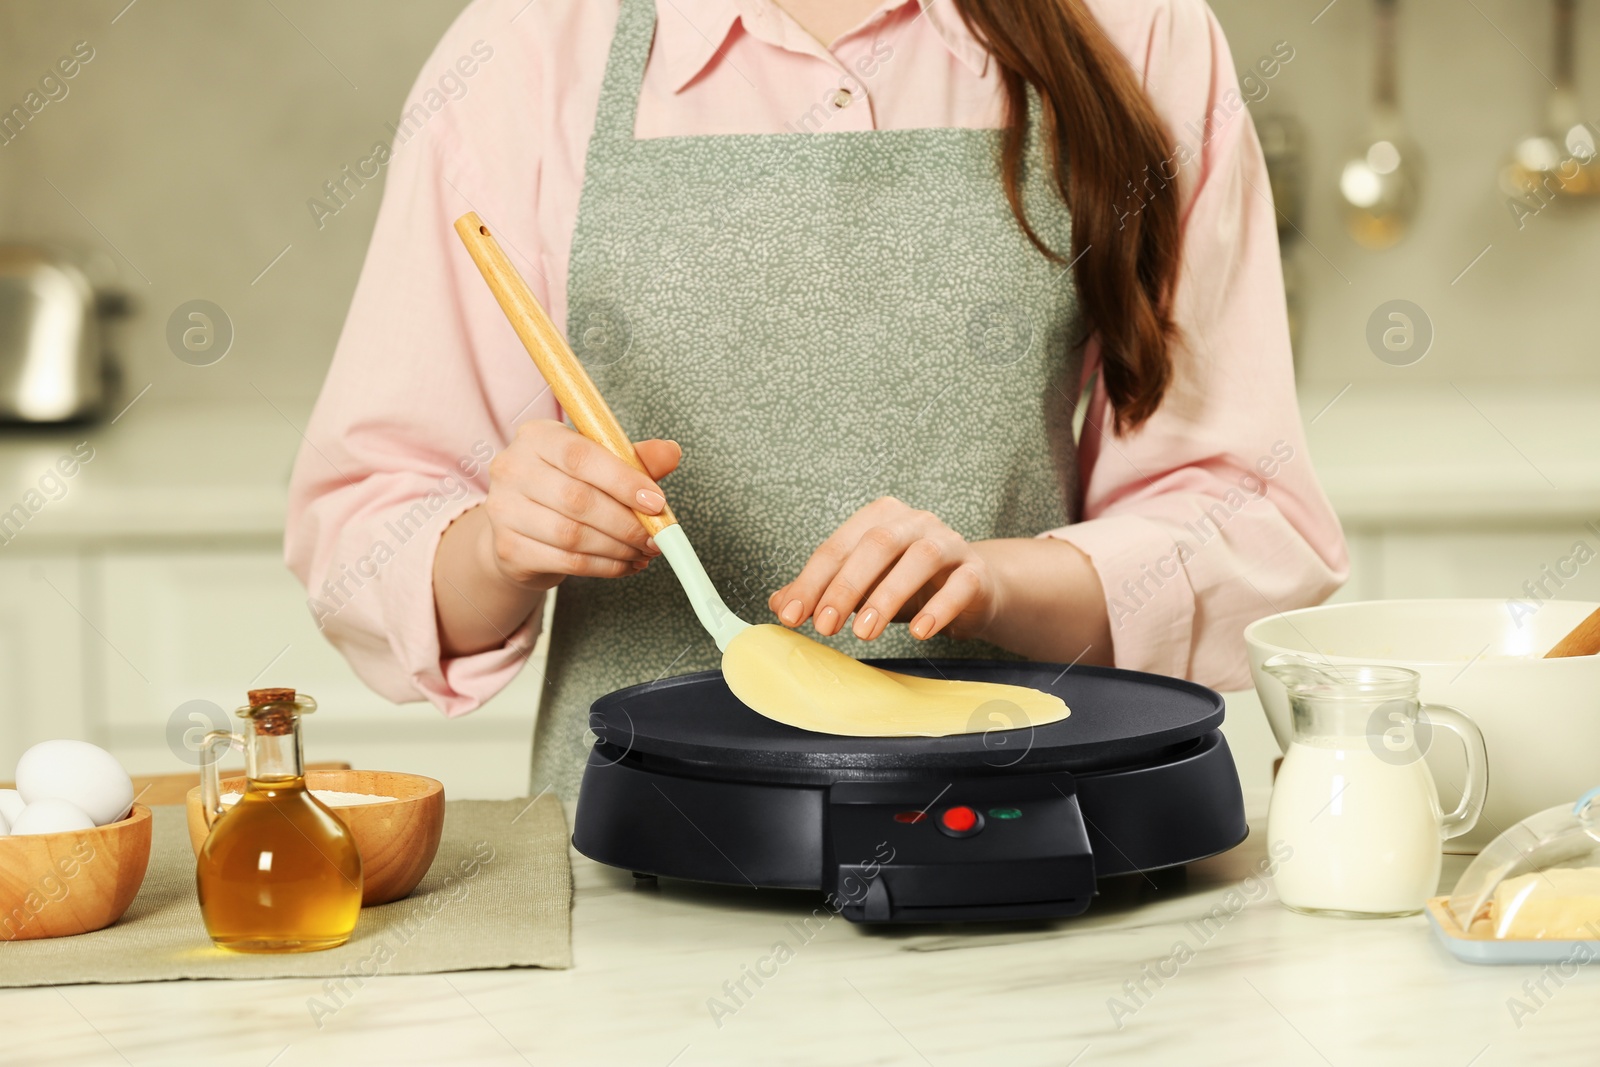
[247,688,298,736]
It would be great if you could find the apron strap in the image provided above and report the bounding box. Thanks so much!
[590,0,657,149]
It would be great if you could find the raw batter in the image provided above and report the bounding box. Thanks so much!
[722,624,1069,737]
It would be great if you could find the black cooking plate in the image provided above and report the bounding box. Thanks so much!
[589,659,1224,778]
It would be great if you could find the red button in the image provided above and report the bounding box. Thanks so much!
[940,806,978,832]
[893,811,927,824]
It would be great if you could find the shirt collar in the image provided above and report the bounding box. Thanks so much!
[913,0,990,77]
[653,0,742,93]
[652,0,990,94]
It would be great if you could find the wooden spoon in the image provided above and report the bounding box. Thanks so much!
[453,213,750,650]
[1546,606,1600,658]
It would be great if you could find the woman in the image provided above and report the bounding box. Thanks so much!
[288,0,1347,799]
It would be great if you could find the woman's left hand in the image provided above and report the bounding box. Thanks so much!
[767,497,998,643]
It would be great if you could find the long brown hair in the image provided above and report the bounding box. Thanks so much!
[953,0,1183,432]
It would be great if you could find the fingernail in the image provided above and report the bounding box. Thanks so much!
[780,598,804,627]
[854,607,880,640]
[816,605,839,635]
[645,536,660,555]
[633,559,650,570]
[636,489,665,513]
[910,613,934,639]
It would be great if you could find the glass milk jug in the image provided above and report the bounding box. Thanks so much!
[196,688,362,952]
[1264,656,1487,917]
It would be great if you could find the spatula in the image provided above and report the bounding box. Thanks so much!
[453,213,749,650]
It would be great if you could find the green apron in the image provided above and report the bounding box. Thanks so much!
[532,0,1084,798]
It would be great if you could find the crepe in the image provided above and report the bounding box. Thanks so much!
[721,623,1069,737]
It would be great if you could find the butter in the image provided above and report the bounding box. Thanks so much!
[1490,868,1600,939]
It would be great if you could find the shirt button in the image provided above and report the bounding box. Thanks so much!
[832,88,854,109]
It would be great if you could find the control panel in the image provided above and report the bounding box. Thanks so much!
[825,772,1096,922]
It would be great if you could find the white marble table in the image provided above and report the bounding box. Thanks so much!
[6,790,1596,1067]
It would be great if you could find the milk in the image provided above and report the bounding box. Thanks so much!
[1268,739,1443,915]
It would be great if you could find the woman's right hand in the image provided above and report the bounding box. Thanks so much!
[481,419,681,591]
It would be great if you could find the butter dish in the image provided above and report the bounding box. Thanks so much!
[1428,787,1600,965]
[1425,898,1599,965]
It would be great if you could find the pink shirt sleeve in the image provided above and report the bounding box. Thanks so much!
[284,8,561,715]
[1047,0,1349,690]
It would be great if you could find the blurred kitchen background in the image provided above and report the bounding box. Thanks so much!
[0,0,1597,798]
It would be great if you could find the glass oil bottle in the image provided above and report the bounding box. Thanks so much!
[196,688,362,952]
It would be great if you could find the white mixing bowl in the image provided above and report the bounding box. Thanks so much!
[1244,599,1600,852]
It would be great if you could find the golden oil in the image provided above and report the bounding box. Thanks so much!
[197,775,363,953]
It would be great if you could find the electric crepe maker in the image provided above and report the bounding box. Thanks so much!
[572,659,1247,923]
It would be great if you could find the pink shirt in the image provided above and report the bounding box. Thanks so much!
[286,0,1348,716]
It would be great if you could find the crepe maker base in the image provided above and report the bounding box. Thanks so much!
[573,660,1248,923]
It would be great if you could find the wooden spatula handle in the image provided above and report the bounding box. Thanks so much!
[454,212,677,536]
[1546,606,1600,658]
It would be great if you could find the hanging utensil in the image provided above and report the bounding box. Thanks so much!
[1499,0,1600,202]
[1339,0,1423,248]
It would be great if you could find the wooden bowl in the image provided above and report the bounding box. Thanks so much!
[185,770,444,907]
[0,804,153,941]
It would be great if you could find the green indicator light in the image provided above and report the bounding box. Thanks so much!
[988,807,1022,820]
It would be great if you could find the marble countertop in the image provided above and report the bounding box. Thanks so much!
[6,790,1593,1067]
[1,383,1597,546]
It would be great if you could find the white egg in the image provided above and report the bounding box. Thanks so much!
[0,788,24,825]
[10,798,96,836]
[0,809,9,837]
[15,740,135,826]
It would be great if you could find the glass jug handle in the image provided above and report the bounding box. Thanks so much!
[199,729,240,830]
[1423,703,1488,841]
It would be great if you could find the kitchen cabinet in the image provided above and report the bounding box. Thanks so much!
[0,544,542,799]
[91,548,541,794]
[0,555,88,765]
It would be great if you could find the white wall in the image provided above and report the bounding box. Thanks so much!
[0,0,466,405]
